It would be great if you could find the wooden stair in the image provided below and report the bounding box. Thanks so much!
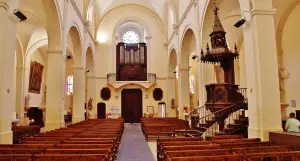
[186,99,248,138]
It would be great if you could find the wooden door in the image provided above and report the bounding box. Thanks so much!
[296,110,300,121]
[121,89,143,123]
[97,103,106,119]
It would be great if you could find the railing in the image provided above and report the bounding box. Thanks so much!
[238,88,247,98]
[107,73,156,82]
[186,99,248,138]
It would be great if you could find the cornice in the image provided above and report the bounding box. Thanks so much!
[251,8,276,16]
[0,1,9,10]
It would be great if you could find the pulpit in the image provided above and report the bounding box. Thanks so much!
[200,6,244,113]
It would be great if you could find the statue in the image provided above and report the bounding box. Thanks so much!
[171,98,175,109]
[278,68,290,103]
[24,94,31,111]
[88,98,93,110]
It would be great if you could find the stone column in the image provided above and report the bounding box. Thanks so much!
[178,67,190,119]
[15,66,24,124]
[243,7,282,140]
[72,66,85,123]
[45,50,65,131]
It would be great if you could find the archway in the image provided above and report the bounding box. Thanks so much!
[277,1,300,120]
[178,28,197,118]
[85,47,96,119]
[167,49,178,117]
[66,26,84,123]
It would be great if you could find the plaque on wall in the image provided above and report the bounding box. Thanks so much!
[153,88,163,101]
[101,87,111,101]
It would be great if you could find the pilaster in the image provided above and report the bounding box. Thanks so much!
[243,8,282,140]
[72,65,85,123]
[0,0,17,144]
[177,67,190,119]
[45,50,65,131]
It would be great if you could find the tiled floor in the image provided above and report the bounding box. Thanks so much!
[117,123,156,161]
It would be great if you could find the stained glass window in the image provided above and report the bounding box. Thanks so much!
[67,75,73,95]
[122,31,139,43]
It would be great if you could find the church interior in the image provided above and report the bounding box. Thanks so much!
[1,0,300,160]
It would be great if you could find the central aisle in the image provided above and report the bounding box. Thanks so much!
[117,123,156,161]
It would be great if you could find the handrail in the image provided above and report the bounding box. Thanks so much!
[198,99,248,121]
[188,105,206,117]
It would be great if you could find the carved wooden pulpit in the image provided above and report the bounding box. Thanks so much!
[200,5,245,129]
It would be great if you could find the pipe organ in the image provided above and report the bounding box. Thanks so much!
[116,43,147,81]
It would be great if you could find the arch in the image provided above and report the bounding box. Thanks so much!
[113,19,149,40]
[67,26,83,66]
[16,35,24,67]
[42,0,62,49]
[24,38,48,68]
[180,28,196,69]
[85,46,95,75]
[276,0,300,52]
[169,48,178,77]
[96,4,164,36]
[179,24,197,52]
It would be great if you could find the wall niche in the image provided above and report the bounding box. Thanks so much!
[153,88,163,101]
[101,87,111,101]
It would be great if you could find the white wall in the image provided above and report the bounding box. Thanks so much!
[282,4,300,119]
[25,50,47,107]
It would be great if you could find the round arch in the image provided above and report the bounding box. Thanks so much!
[96,4,164,36]
[67,26,83,66]
[42,0,62,50]
[276,0,300,52]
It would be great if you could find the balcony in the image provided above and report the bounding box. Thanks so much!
[107,73,156,89]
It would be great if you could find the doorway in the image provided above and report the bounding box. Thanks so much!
[121,89,143,123]
[97,103,106,119]
[296,110,300,121]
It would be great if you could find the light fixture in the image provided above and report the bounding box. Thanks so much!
[191,55,199,60]
[13,9,27,22]
[234,18,246,28]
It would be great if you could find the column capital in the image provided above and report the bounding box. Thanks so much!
[72,65,84,70]
[145,36,152,40]
[251,8,276,16]
[16,65,25,69]
[47,49,63,55]
[0,1,9,10]
[179,68,189,71]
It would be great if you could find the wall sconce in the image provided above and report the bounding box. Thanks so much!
[13,9,27,22]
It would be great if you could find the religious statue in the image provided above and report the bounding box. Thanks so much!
[88,98,93,110]
[24,94,31,111]
[278,68,290,103]
[171,98,175,109]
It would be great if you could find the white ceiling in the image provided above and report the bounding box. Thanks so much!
[94,0,168,20]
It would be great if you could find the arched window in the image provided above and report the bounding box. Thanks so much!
[67,75,73,95]
[122,30,140,43]
[189,75,195,94]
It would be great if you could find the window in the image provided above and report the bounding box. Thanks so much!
[189,75,195,94]
[122,31,139,43]
[67,75,73,95]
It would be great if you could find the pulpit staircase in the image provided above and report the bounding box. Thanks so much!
[186,89,248,138]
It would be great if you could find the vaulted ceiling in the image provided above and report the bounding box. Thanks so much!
[93,0,169,21]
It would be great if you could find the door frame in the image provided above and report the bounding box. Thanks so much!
[97,102,106,119]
